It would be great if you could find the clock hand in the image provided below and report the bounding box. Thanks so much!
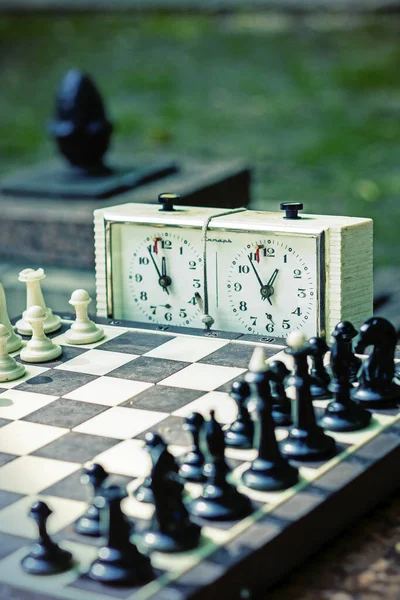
[264,268,279,305]
[147,246,171,295]
[248,254,270,301]
[267,268,279,287]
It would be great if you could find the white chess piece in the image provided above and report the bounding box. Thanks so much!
[0,281,23,353]
[0,324,26,382]
[15,268,61,335]
[20,306,62,363]
[65,289,104,345]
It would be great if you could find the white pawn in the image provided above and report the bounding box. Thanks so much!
[0,281,22,353]
[16,268,61,335]
[65,290,104,345]
[0,325,26,382]
[20,306,62,363]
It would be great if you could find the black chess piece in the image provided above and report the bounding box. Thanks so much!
[179,412,206,482]
[140,433,201,552]
[225,380,254,448]
[319,322,371,431]
[21,501,74,575]
[74,463,108,536]
[280,333,336,461]
[351,317,400,408]
[268,361,292,426]
[329,321,361,383]
[187,410,252,521]
[241,349,299,491]
[308,337,332,400]
[134,433,168,504]
[88,485,153,585]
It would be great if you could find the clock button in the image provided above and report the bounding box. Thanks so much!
[158,192,179,212]
[280,202,303,220]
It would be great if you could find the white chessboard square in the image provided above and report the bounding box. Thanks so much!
[0,365,50,389]
[73,406,168,439]
[0,494,86,539]
[158,362,246,391]
[0,420,68,455]
[173,391,237,424]
[56,349,136,376]
[63,376,153,406]
[52,323,128,349]
[144,336,230,362]
[93,438,150,478]
[0,455,79,494]
[0,389,58,420]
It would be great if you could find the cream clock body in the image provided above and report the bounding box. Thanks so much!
[94,201,373,340]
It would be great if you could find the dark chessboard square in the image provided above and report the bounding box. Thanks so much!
[0,490,24,510]
[108,357,188,384]
[0,532,30,560]
[41,470,88,501]
[199,343,260,368]
[0,418,11,428]
[0,584,64,600]
[216,374,247,394]
[121,386,204,413]
[69,574,143,598]
[0,452,17,468]
[16,345,88,368]
[23,398,108,428]
[134,415,188,446]
[33,431,119,463]
[14,369,97,396]
[98,331,174,355]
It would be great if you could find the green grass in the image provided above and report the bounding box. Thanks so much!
[1,14,400,266]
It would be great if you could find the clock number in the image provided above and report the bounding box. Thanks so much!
[234,282,242,292]
[266,323,274,333]
[179,246,184,255]
[238,265,250,274]
[193,279,201,288]
[188,296,196,305]
[161,240,172,250]
[293,269,302,279]
[134,274,142,282]
[150,305,157,315]
[291,307,302,316]
[297,288,306,298]
[140,292,148,301]
[250,316,257,326]
[139,257,149,265]
[239,301,247,311]
[282,319,290,329]
[283,254,287,263]
[179,309,187,318]
[165,312,173,322]
[189,260,197,270]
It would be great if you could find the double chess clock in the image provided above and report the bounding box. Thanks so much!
[94,196,373,340]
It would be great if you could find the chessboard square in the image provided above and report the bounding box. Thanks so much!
[56,349,137,376]
[0,494,86,539]
[0,421,68,455]
[14,369,97,396]
[173,391,237,424]
[159,363,246,391]
[0,389,58,420]
[33,431,119,463]
[0,490,24,510]
[144,336,229,362]
[51,323,129,349]
[97,330,174,355]
[108,356,188,383]
[134,415,189,446]
[0,365,50,389]
[73,406,168,440]
[198,342,257,368]
[0,418,10,428]
[0,532,29,560]
[64,376,153,406]
[0,455,79,494]
[121,385,204,413]
[93,439,150,478]
[0,452,17,468]
[15,345,88,369]
[23,398,109,429]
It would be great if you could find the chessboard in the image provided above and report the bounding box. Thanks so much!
[0,316,399,600]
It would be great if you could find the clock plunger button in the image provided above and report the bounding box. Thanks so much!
[280,202,303,219]
[158,192,179,211]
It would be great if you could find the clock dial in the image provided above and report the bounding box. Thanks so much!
[127,231,203,326]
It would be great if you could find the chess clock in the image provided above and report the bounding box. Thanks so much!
[94,196,373,340]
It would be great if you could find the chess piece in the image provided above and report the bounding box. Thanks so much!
[0,281,22,353]
[0,325,25,382]
[268,360,292,426]
[187,411,252,521]
[74,463,108,536]
[134,433,165,503]
[179,412,206,482]
[280,332,336,461]
[241,348,298,491]
[21,501,73,575]
[308,336,331,400]
[351,317,400,408]
[140,433,201,552]
[224,380,254,449]
[65,289,104,345]
[88,485,153,585]
[20,306,62,363]
[16,268,61,335]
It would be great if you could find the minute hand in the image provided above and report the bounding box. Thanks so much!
[267,268,279,287]
[248,254,264,288]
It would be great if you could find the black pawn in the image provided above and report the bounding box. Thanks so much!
[140,433,201,553]
[88,485,153,586]
[308,337,332,400]
[21,501,73,575]
[49,69,113,174]
[319,322,371,431]
[241,349,298,491]
[74,463,108,536]
[268,361,292,426]
[179,412,206,482]
[280,333,336,461]
[187,411,252,521]
[225,380,254,448]
[134,433,165,503]
[332,321,361,383]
